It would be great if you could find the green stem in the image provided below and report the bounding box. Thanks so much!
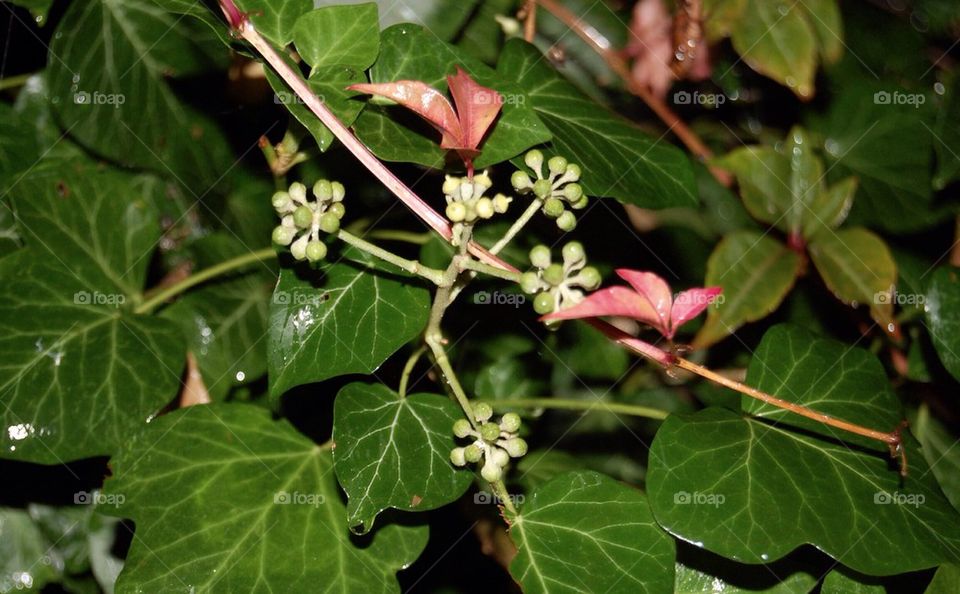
[338,229,444,285]
[489,199,542,255]
[135,247,276,315]
[481,397,670,420]
[366,229,432,245]
[0,73,34,91]
[492,479,518,515]
[460,258,522,283]
[398,345,427,397]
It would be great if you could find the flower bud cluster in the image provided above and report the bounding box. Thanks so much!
[450,403,527,482]
[510,150,587,231]
[443,173,511,246]
[271,180,346,262]
[519,242,601,315]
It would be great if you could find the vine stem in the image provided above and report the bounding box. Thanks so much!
[522,0,537,42]
[338,229,445,285]
[489,199,542,255]
[135,247,275,314]
[398,345,427,397]
[483,397,669,420]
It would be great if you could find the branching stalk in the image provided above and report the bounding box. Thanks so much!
[338,229,445,285]
[484,397,669,420]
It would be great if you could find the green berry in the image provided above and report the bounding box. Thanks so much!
[271,191,291,211]
[288,182,307,203]
[562,183,583,202]
[543,197,565,218]
[562,241,585,265]
[565,163,582,181]
[331,181,345,202]
[446,202,467,223]
[450,447,466,466]
[490,447,510,468]
[481,461,502,482]
[511,170,532,190]
[548,156,568,176]
[571,195,589,210]
[272,225,295,246]
[543,263,565,286]
[475,197,495,219]
[579,266,602,290]
[305,240,327,262]
[493,194,511,213]
[520,271,541,294]
[293,205,314,229]
[453,419,473,438]
[556,210,577,231]
[529,245,551,269]
[524,149,544,173]
[503,437,528,458]
[500,413,521,433]
[328,202,346,219]
[533,292,554,314]
[319,212,340,234]
[474,402,494,422]
[464,444,483,463]
[313,180,332,201]
[533,179,552,199]
[443,175,462,195]
[480,422,501,443]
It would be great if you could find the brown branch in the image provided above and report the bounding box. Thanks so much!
[522,0,537,43]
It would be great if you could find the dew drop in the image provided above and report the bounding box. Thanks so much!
[935,82,945,95]
[72,74,80,83]
[235,371,246,382]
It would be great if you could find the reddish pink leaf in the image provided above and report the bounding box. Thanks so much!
[616,269,672,330]
[541,287,663,331]
[626,0,675,99]
[446,67,501,155]
[346,81,463,148]
[671,287,722,330]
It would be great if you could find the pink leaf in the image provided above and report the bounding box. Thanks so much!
[446,67,501,155]
[626,0,675,99]
[541,287,665,333]
[616,269,672,330]
[346,81,463,148]
[671,287,722,330]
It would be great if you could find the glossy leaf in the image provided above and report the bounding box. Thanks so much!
[235,0,312,46]
[808,227,897,327]
[802,176,857,239]
[267,248,430,401]
[510,471,675,594]
[649,325,960,574]
[695,231,801,347]
[46,0,233,189]
[315,0,479,41]
[104,403,428,592]
[925,266,960,382]
[293,4,380,70]
[675,558,816,594]
[912,406,960,511]
[8,0,53,23]
[498,40,697,209]
[333,383,473,533]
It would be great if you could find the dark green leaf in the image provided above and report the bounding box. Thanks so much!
[332,382,472,533]
[267,248,430,400]
[695,231,801,347]
[925,266,960,382]
[235,0,312,46]
[912,405,960,512]
[803,177,857,239]
[510,471,675,594]
[8,0,53,23]
[316,0,479,41]
[933,73,960,189]
[675,558,816,594]
[498,40,697,209]
[293,4,380,70]
[649,325,960,574]
[104,403,428,592]
[820,569,884,593]
[927,564,960,593]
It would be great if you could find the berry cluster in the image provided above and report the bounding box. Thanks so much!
[443,173,511,245]
[271,180,346,262]
[511,150,587,231]
[520,242,601,315]
[450,403,528,482]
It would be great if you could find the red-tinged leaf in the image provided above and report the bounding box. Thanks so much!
[616,269,672,330]
[626,0,675,99]
[446,66,501,153]
[541,286,663,331]
[347,81,463,148]
[671,287,722,329]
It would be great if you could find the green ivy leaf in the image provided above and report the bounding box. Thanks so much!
[933,73,960,189]
[730,0,817,98]
[0,102,41,180]
[912,406,960,511]
[355,24,552,170]
[316,0,480,41]
[927,564,960,593]
[802,176,857,240]
[821,569,884,593]
[235,0,312,46]
[267,248,430,401]
[712,146,792,229]
[649,325,960,575]
[509,471,675,594]
[0,508,63,591]
[498,40,697,209]
[103,403,427,592]
[675,558,816,593]
[808,227,897,326]
[293,4,380,70]
[163,235,275,401]
[695,231,801,347]
[332,383,472,533]
[47,0,233,189]
[925,266,960,382]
